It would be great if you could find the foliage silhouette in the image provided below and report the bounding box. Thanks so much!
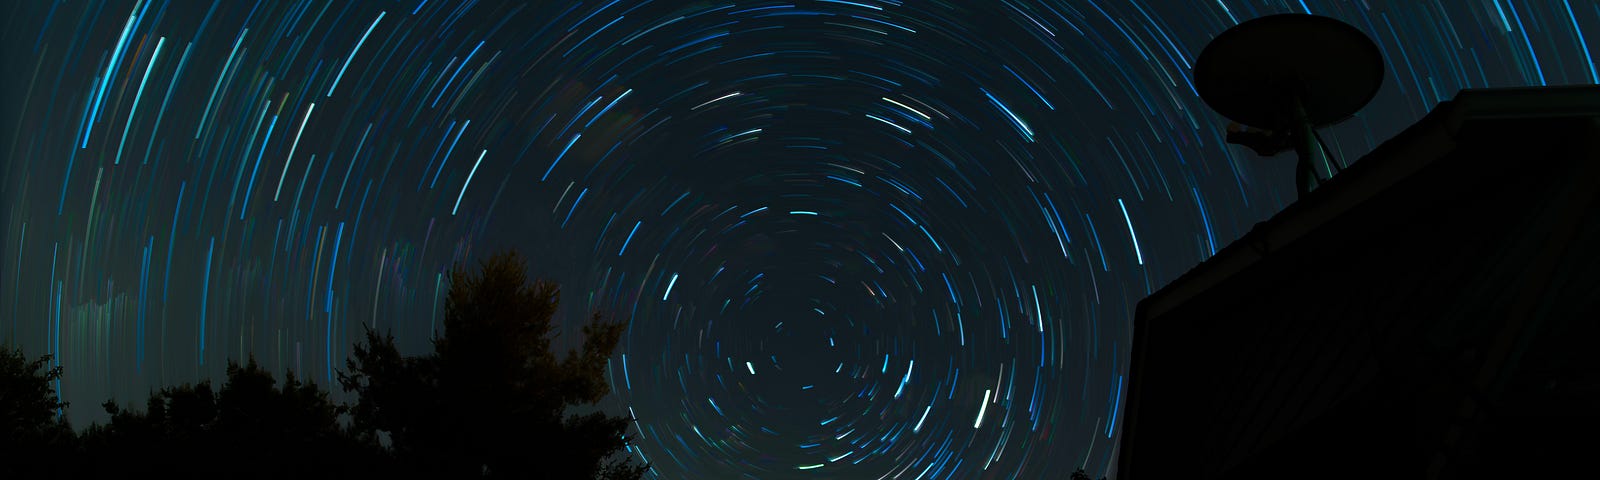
[0,347,74,478]
[2,251,643,478]
[1069,467,1108,480]
[341,250,647,479]
[76,356,387,478]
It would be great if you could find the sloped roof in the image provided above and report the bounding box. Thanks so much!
[1119,85,1600,480]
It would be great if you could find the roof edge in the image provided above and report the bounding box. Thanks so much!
[1136,85,1600,322]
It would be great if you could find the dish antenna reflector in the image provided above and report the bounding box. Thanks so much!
[1193,14,1385,197]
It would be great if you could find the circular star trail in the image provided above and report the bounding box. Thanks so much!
[3,1,1596,478]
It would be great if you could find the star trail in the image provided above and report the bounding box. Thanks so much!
[3,1,1597,478]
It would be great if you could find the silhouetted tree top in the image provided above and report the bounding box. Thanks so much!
[0,347,74,478]
[79,356,384,478]
[4,250,643,478]
[0,347,68,434]
[342,250,647,479]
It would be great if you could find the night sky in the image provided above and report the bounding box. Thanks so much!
[2,0,1596,477]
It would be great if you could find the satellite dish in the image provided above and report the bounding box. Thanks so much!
[1192,14,1385,196]
[1194,14,1384,130]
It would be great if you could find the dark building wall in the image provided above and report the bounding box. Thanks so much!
[1118,87,1600,480]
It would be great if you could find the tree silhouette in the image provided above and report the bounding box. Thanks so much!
[78,356,384,478]
[1069,467,1108,480]
[0,347,74,478]
[341,250,647,479]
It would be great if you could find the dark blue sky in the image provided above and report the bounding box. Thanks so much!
[3,1,1596,478]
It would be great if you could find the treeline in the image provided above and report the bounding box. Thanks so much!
[1,251,648,479]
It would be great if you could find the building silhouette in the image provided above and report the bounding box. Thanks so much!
[1118,85,1600,479]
